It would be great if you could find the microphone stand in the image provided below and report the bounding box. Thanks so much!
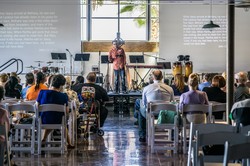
[97,51,101,86]
[66,49,73,79]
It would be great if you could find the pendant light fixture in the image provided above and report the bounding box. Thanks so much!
[202,0,220,29]
[112,0,125,47]
[235,0,250,12]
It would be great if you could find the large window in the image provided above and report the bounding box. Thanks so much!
[81,0,159,42]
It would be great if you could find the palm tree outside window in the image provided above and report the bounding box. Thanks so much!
[81,0,159,42]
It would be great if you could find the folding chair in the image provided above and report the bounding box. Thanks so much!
[149,102,179,153]
[22,100,36,106]
[0,123,11,166]
[239,125,250,136]
[37,104,66,154]
[1,99,19,105]
[146,100,171,145]
[6,102,36,154]
[188,123,243,166]
[210,101,227,124]
[181,104,211,154]
[223,140,250,166]
[68,100,77,146]
[0,103,6,109]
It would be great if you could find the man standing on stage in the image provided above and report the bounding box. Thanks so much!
[108,40,127,93]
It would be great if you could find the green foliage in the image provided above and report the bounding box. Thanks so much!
[134,19,146,27]
[120,5,135,13]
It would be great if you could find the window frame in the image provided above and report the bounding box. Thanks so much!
[81,0,158,42]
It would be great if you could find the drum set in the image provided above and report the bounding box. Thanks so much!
[172,55,193,78]
[26,61,65,75]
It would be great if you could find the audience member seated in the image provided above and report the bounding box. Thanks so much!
[0,85,10,142]
[246,71,250,88]
[64,76,80,114]
[198,73,211,91]
[230,98,250,127]
[138,70,174,142]
[21,72,35,100]
[0,73,8,87]
[26,72,48,100]
[221,71,227,92]
[45,74,55,88]
[82,72,109,127]
[203,75,226,119]
[72,75,85,95]
[179,73,209,124]
[4,76,21,99]
[10,72,22,93]
[234,71,250,102]
[134,77,154,125]
[36,74,74,149]
[171,73,189,96]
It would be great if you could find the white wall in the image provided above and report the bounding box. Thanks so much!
[159,4,250,73]
[0,0,81,74]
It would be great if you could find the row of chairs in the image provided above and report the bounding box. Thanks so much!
[188,122,250,166]
[146,101,227,154]
[0,99,77,155]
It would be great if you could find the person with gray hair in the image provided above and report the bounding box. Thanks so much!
[138,70,174,142]
[246,71,250,88]
[234,71,250,102]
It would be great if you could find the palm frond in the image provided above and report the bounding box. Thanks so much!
[120,5,135,13]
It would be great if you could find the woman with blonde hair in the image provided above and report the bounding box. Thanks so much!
[64,76,80,111]
[171,74,189,96]
[179,73,209,124]
[0,73,8,87]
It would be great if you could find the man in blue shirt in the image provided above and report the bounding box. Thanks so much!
[198,73,211,91]
[21,72,34,99]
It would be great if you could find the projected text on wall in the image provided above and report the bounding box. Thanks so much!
[0,11,58,49]
[183,16,227,46]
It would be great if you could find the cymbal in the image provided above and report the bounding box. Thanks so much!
[34,61,44,63]
[47,61,54,64]
[26,65,36,69]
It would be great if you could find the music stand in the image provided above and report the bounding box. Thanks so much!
[75,53,90,61]
[101,55,109,64]
[157,62,171,69]
[51,53,67,60]
[74,53,90,75]
[129,55,144,63]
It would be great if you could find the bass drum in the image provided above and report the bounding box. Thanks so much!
[172,61,182,76]
[184,61,193,78]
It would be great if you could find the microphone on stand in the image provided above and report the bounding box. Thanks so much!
[66,49,71,54]
[65,49,73,78]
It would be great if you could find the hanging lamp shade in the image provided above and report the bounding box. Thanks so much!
[202,0,220,29]
[0,23,4,27]
[202,20,220,29]
[112,32,125,47]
